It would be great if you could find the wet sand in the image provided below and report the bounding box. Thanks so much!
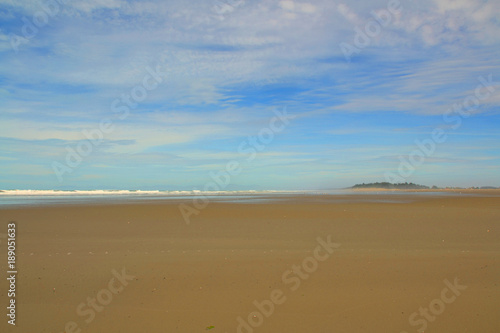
[0,193,499,332]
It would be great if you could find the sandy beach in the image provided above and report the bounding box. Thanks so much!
[0,193,499,332]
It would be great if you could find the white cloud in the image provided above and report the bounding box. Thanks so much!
[280,1,295,11]
[433,0,481,13]
[336,3,362,25]
[72,0,124,13]
[299,3,317,14]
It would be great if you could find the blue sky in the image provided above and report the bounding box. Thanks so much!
[0,0,499,190]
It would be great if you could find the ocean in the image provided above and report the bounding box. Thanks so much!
[0,189,472,208]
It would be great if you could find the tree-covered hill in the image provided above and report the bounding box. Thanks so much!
[351,182,430,190]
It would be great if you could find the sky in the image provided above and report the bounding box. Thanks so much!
[0,0,499,190]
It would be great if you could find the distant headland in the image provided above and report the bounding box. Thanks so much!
[350,182,429,190]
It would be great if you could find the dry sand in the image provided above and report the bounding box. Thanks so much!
[0,193,499,332]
